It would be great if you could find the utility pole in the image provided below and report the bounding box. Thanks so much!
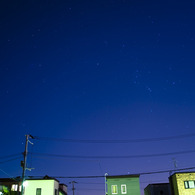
[21,134,34,195]
[69,181,77,195]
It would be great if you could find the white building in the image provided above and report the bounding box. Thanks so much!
[0,175,67,195]
[24,176,67,195]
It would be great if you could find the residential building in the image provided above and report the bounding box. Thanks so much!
[144,183,171,195]
[0,177,21,195]
[106,174,141,195]
[0,175,67,195]
[59,184,68,195]
[24,175,67,195]
[169,172,195,195]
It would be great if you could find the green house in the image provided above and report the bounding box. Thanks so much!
[106,174,141,195]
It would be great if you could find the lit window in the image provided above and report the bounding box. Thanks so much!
[11,184,18,191]
[111,185,118,194]
[184,181,195,189]
[121,185,127,194]
[36,188,42,195]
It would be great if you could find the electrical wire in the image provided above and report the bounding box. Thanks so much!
[33,133,195,143]
[30,149,195,159]
[0,153,22,164]
[77,188,104,191]
[0,153,22,159]
[0,157,22,164]
[28,166,195,179]
[0,168,19,181]
[78,182,104,185]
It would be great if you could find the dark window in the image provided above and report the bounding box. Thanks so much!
[36,188,42,195]
[55,189,58,195]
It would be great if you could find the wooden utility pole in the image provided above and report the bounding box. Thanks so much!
[21,135,34,195]
[69,181,77,195]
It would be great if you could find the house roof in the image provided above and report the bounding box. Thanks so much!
[0,177,21,183]
[169,171,195,177]
[146,183,169,186]
[106,174,140,179]
[60,183,68,187]
[145,183,170,189]
[25,175,59,182]
[0,175,59,183]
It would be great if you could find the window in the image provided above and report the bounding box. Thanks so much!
[121,185,127,194]
[36,188,42,195]
[55,189,58,195]
[111,185,118,194]
[184,181,195,189]
[11,184,18,191]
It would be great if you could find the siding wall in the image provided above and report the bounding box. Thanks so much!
[171,173,195,195]
[24,179,57,195]
[107,177,141,195]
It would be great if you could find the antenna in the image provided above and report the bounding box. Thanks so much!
[172,158,178,170]
[169,158,178,176]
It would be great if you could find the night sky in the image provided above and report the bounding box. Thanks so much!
[1,0,195,195]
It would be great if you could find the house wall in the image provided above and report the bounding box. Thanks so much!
[59,184,68,195]
[54,180,59,194]
[171,173,195,195]
[107,176,141,195]
[144,184,171,195]
[24,179,58,195]
[144,185,152,195]
[0,180,21,194]
[59,184,67,193]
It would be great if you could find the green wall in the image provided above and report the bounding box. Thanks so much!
[106,176,141,195]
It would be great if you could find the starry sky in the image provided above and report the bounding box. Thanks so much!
[1,0,195,195]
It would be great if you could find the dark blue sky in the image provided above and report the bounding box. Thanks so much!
[1,0,195,194]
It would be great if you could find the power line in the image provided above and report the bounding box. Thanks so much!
[77,188,104,191]
[30,149,195,159]
[33,133,195,143]
[28,166,195,179]
[0,168,19,181]
[77,182,104,185]
[32,156,100,162]
[0,153,22,159]
[0,157,21,164]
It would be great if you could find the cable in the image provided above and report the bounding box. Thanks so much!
[33,133,195,143]
[0,168,19,181]
[0,157,21,164]
[0,153,22,159]
[30,149,195,159]
[78,182,104,185]
[28,166,195,179]
[77,188,104,191]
